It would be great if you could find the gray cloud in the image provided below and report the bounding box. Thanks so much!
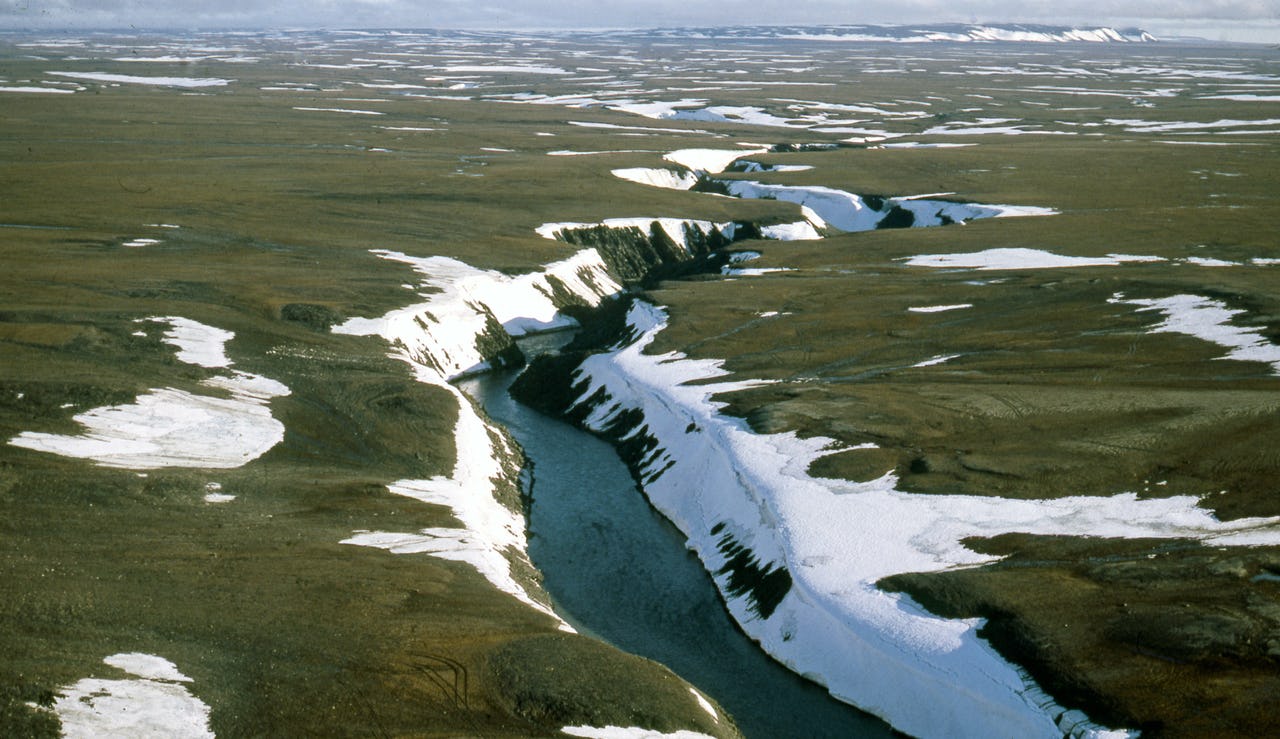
[2,0,1277,36]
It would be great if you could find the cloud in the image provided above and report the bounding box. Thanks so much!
[1,0,1276,31]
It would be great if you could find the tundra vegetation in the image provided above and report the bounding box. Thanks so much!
[1,27,1278,737]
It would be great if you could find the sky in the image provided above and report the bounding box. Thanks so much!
[2,0,1278,44]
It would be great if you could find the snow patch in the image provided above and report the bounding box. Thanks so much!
[333,247,630,625]
[904,248,1161,270]
[8,317,288,469]
[1110,293,1280,374]
[909,304,973,313]
[48,71,230,87]
[53,653,213,739]
[561,727,715,739]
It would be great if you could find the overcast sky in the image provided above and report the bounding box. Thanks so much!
[2,0,1278,43]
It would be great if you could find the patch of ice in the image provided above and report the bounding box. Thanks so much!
[123,238,160,248]
[1110,293,1280,374]
[48,71,230,88]
[904,248,1162,270]
[54,653,212,739]
[908,304,973,313]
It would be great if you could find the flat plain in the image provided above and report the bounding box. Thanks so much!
[2,28,1278,737]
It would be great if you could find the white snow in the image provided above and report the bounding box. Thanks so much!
[0,85,76,94]
[561,727,715,739]
[663,147,765,174]
[1183,256,1240,267]
[292,106,385,115]
[904,248,1162,270]
[563,300,1280,738]
[333,247,628,626]
[612,167,700,191]
[759,220,822,241]
[537,218,737,255]
[1106,117,1280,134]
[912,354,962,367]
[48,71,231,88]
[442,64,569,74]
[1110,293,1280,374]
[8,317,289,469]
[909,304,973,313]
[337,249,621,378]
[689,688,718,722]
[123,238,161,248]
[53,653,213,739]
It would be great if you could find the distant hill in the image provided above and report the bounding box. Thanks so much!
[606,24,1157,43]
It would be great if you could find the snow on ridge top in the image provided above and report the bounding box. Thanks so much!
[663,147,767,174]
[561,726,716,738]
[645,23,1156,44]
[536,218,738,251]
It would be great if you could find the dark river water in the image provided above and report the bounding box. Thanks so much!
[458,335,893,739]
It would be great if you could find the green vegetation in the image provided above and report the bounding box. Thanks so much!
[2,28,1278,737]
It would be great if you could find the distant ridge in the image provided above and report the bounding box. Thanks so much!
[609,24,1157,43]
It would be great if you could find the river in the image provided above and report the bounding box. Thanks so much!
[458,333,893,739]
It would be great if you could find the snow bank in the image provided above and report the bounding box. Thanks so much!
[337,249,620,379]
[334,248,626,625]
[48,71,231,88]
[610,149,1053,237]
[909,304,972,313]
[53,653,213,738]
[9,317,289,469]
[536,218,739,253]
[562,727,715,739]
[904,248,1159,270]
[563,300,1280,738]
[663,148,767,174]
[612,167,700,191]
[1111,293,1280,374]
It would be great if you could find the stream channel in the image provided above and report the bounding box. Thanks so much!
[458,332,894,739]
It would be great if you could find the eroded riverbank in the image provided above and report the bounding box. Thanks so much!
[461,333,893,738]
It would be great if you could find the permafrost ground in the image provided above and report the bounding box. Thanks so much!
[319,140,1280,736]
[2,25,1279,738]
